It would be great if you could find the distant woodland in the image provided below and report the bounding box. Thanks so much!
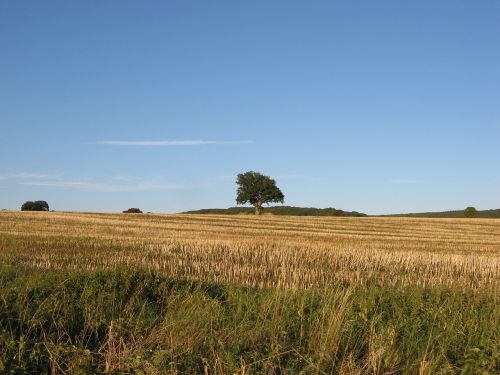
[182,206,367,216]
[183,207,500,218]
[384,208,500,219]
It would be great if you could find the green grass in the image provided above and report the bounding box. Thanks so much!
[0,260,498,374]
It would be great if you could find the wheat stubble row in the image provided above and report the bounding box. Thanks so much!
[0,211,498,291]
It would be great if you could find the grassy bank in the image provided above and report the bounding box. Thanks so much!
[0,263,498,374]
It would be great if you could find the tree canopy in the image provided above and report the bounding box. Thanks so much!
[21,201,50,212]
[236,171,284,215]
[464,207,477,218]
[123,208,143,213]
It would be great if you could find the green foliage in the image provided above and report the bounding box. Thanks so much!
[236,171,284,214]
[123,208,143,214]
[464,206,478,218]
[0,263,497,374]
[20,201,49,212]
[384,208,500,219]
[183,206,367,217]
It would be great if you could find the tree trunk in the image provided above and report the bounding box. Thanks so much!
[255,202,262,215]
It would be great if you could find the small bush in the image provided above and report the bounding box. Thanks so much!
[464,206,478,218]
[21,201,49,211]
[123,208,143,214]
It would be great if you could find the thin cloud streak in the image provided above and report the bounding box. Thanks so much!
[15,172,51,179]
[6,171,195,193]
[0,172,53,180]
[19,180,193,193]
[97,140,254,146]
[388,179,423,184]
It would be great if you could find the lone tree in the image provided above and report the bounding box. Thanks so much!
[464,206,477,218]
[21,201,49,211]
[236,171,284,215]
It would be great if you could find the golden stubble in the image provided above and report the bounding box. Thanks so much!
[0,211,498,291]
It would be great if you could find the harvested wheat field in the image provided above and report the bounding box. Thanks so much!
[0,211,499,374]
[0,211,498,291]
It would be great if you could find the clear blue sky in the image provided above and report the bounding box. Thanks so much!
[1,1,499,214]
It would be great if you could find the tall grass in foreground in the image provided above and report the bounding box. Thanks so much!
[0,263,498,374]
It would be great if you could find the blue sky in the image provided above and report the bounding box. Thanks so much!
[1,0,499,214]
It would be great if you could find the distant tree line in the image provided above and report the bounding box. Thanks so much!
[183,206,367,217]
[17,171,492,218]
[384,207,499,219]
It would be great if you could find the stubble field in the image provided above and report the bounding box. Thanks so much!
[0,211,498,373]
[1,211,498,290]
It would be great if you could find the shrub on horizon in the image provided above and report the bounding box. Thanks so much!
[464,207,477,218]
[21,201,49,212]
[123,208,143,214]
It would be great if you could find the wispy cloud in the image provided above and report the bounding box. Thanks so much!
[15,172,51,179]
[0,172,53,180]
[97,140,253,146]
[3,171,196,192]
[19,180,192,193]
[388,178,423,184]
